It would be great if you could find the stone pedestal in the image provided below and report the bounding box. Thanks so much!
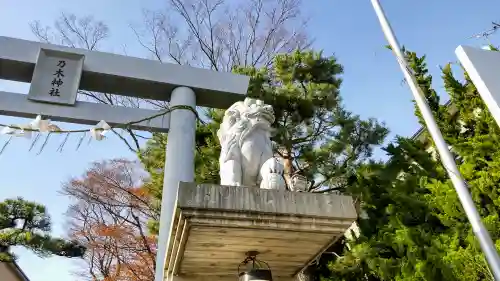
[165,183,357,280]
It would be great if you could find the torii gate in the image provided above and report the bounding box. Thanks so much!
[0,36,249,281]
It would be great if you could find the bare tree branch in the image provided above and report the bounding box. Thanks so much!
[136,0,311,71]
[30,1,311,152]
[62,159,157,281]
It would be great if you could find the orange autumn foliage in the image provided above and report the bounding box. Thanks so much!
[62,159,159,281]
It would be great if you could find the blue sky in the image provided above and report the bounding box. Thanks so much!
[0,0,499,280]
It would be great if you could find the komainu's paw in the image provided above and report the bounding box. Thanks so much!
[259,157,286,191]
[260,173,286,190]
[260,157,284,175]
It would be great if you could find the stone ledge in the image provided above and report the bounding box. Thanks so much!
[165,182,357,279]
[176,183,356,219]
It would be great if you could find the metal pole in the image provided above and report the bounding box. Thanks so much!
[370,0,500,279]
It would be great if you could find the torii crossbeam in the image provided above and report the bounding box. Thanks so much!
[0,36,249,281]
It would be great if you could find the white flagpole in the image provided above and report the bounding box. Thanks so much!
[369,0,500,279]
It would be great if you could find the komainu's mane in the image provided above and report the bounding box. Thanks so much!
[217,99,274,163]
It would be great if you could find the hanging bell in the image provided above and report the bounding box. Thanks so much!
[239,269,273,281]
[238,251,273,281]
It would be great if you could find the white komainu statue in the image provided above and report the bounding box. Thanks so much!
[217,98,286,190]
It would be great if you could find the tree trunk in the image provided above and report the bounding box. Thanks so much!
[280,147,294,189]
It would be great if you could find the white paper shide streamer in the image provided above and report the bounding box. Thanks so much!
[90,120,110,141]
[30,115,52,132]
[0,126,16,135]
[0,115,112,155]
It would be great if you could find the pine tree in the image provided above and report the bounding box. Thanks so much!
[404,46,500,280]
[139,50,389,279]
[0,197,86,262]
[327,138,453,280]
[328,47,500,281]
[140,48,388,212]
[424,50,500,281]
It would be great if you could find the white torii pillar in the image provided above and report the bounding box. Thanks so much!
[158,86,196,281]
[0,36,250,281]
